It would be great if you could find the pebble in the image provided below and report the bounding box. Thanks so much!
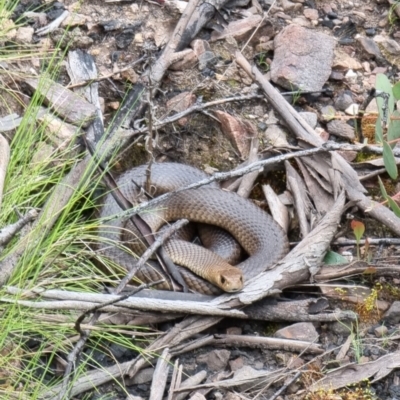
[345,69,358,82]
[344,103,359,115]
[374,325,388,338]
[275,322,319,342]
[320,105,336,122]
[334,91,353,111]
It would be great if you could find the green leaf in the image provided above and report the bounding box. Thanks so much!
[387,197,400,217]
[375,115,383,143]
[376,73,395,119]
[393,82,400,100]
[378,176,388,198]
[383,141,398,179]
[324,250,348,265]
[388,110,400,147]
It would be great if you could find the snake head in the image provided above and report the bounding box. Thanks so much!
[216,269,243,292]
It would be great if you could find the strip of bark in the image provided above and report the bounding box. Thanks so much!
[4,286,356,322]
[235,51,400,236]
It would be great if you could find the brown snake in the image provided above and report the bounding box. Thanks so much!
[99,163,289,295]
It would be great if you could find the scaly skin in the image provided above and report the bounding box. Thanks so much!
[98,163,289,295]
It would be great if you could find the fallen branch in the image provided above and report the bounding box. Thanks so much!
[113,219,189,293]
[315,261,400,281]
[4,286,356,322]
[114,145,332,223]
[310,350,400,392]
[235,51,400,237]
[0,209,38,247]
[171,334,323,355]
[36,191,349,398]
[54,219,187,400]
[150,348,171,400]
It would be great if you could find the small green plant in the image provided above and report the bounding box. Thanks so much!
[351,220,365,260]
[377,176,400,217]
[254,52,270,72]
[388,1,400,31]
[375,74,400,180]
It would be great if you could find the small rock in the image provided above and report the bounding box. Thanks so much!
[322,4,333,14]
[357,36,382,59]
[334,92,353,111]
[326,120,355,140]
[191,39,211,58]
[383,301,400,324]
[257,121,268,131]
[365,28,376,37]
[345,69,358,82]
[196,349,230,371]
[198,51,217,71]
[214,110,257,158]
[264,124,289,147]
[299,111,318,128]
[229,357,244,371]
[292,16,312,27]
[320,105,336,122]
[61,12,87,27]
[270,25,336,92]
[169,50,198,70]
[337,150,357,162]
[330,320,353,335]
[210,15,263,42]
[374,325,388,338]
[31,142,55,167]
[266,109,280,125]
[121,68,139,84]
[15,27,34,44]
[330,71,344,80]
[226,327,242,335]
[304,8,319,20]
[378,12,389,28]
[362,61,371,73]
[344,103,359,115]
[166,92,196,126]
[321,19,334,29]
[374,35,400,56]
[274,322,319,342]
[281,0,302,12]
[333,49,362,70]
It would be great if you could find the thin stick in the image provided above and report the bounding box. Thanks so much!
[114,218,189,293]
[0,209,38,247]
[268,371,302,400]
[113,145,329,223]
[124,94,264,137]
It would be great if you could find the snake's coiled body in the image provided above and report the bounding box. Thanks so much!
[99,163,289,294]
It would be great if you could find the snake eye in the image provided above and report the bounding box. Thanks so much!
[220,276,226,285]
